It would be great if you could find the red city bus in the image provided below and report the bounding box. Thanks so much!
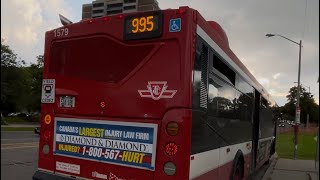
[33,7,277,180]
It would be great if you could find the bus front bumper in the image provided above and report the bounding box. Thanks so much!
[33,170,75,180]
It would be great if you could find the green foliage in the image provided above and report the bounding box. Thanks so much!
[1,117,28,123]
[27,55,44,112]
[276,132,317,159]
[1,39,43,115]
[1,127,35,131]
[1,115,40,124]
[1,39,17,67]
[281,86,319,123]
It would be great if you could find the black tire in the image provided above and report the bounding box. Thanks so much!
[230,160,244,180]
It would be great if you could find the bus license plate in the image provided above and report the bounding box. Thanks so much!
[59,96,75,108]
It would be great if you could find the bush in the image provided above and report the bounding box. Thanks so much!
[1,117,27,123]
[1,119,8,125]
[29,115,40,122]
[0,116,40,123]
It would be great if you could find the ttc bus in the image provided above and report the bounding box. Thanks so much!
[33,7,277,180]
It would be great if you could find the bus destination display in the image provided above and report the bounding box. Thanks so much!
[124,12,163,40]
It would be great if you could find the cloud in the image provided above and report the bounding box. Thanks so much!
[273,73,281,80]
[1,0,42,51]
[257,78,270,87]
[1,0,74,64]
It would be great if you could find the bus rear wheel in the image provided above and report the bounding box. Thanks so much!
[231,161,243,180]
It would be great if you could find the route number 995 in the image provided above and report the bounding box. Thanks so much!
[131,16,154,33]
[54,28,69,37]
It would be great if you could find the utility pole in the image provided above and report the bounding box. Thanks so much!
[293,40,302,160]
[266,34,302,159]
[295,83,310,128]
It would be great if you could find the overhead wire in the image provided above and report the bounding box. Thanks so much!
[301,0,308,40]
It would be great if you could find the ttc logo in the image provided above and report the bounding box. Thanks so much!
[138,81,177,100]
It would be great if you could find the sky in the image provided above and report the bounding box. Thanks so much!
[1,0,319,106]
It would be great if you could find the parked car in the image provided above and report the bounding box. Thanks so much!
[7,113,18,117]
[7,112,31,117]
[278,123,285,127]
[34,127,40,134]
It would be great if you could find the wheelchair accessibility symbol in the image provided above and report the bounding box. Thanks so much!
[169,18,181,32]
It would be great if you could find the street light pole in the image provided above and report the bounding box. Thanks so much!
[296,40,302,113]
[294,82,311,127]
[294,40,302,160]
[266,34,302,160]
[294,82,310,93]
[294,82,310,94]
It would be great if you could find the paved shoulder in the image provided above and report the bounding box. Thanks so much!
[262,157,319,180]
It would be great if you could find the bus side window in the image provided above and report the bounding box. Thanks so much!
[208,83,218,103]
[259,98,274,138]
[208,77,221,115]
[191,36,220,154]
[192,36,209,110]
[235,75,254,124]
[192,37,202,109]
[207,74,236,121]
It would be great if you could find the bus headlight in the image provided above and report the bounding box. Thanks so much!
[42,144,50,154]
[164,162,176,176]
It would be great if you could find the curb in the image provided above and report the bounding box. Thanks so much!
[307,172,319,180]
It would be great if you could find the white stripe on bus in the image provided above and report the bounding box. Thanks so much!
[189,141,252,179]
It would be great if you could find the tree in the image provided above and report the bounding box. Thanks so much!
[27,55,43,112]
[281,86,319,123]
[286,86,314,104]
[1,39,43,115]
[1,40,24,114]
[1,39,17,67]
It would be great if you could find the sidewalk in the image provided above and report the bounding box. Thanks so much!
[262,156,319,180]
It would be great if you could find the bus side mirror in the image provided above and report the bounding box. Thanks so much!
[59,14,73,26]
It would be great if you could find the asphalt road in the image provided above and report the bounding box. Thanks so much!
[1,131,270,180]
[1,131,39,180]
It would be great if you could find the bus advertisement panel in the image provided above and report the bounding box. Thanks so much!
[54,118,157,171]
